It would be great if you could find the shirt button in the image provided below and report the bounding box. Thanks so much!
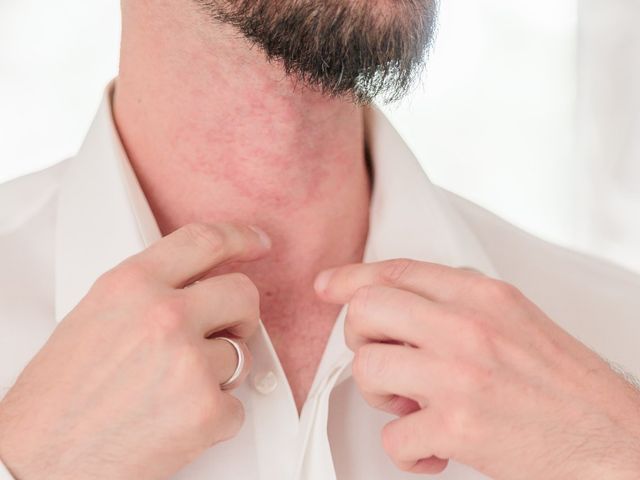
[252,370,278,395]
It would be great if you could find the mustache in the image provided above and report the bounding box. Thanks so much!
[195,0,439,104]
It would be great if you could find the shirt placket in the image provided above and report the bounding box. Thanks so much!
[249,305,354,480]
[248,321,300,480]
[291,351,353,480]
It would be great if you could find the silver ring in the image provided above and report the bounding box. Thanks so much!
[214,337,245,389]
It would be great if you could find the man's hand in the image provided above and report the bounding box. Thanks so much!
[315,259,640,479]
[0,222,271,480]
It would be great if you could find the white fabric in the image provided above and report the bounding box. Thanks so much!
[1,82,639,479]
[0,458,13,480]
[577,0,640,272]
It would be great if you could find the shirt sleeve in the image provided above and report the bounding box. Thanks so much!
[0,459,16,480]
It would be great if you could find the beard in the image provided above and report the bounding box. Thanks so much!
[194,0,439,103]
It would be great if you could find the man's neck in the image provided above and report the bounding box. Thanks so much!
[112,1,371,322]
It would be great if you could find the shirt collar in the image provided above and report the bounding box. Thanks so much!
[55,80,498,326]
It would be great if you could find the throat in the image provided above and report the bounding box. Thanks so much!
[261,293,348,415]
[112,1,373,414]
[113,95,372,413]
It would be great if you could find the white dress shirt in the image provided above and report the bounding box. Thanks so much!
[1,83,639,480]
[578,0,640,272]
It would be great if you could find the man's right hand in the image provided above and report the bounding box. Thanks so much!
[0,222,272,480]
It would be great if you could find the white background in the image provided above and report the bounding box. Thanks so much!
[1,0,638,272]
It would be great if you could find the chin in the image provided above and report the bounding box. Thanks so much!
[197,0,439,102]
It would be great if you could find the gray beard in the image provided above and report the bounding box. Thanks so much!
[194,0,439,104]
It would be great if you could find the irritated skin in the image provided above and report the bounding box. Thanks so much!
[114,1,372,412]
[1,1,640,480]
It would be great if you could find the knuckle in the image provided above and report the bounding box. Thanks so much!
[442,398,477,442]
[350,285,375,318]
[226,273,260,305]
[379,258,413,284]
[381,422,408,463]
[447,305,500,357]
[343,312,364,351]
[478,278,522,303]
[380,423,398,457]
[352,344,386,383]
[182,222,225,254]
[169,354,219,434]
[212,396,245,444]
[226,273,261,332]
[188,389,221,433]
[459,266,484,276]
[145,294,189,337]
[94,263,148,294]
[226,400,246,441]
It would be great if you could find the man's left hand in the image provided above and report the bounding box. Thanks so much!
[314,259,640,479]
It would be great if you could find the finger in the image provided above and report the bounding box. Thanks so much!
[183,273,261,340]
[125,223,271,287]
[204,337,252,389]
[382,408,453,472]
[352,343,432,411]
[209,393,245,444]
[410,456,450,475]
[345,285,453,351]
[364,393,422,418]
[315,259,484,305]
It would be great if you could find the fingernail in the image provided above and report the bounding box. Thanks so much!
[249,225,272,249]
[314,268,336,293]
